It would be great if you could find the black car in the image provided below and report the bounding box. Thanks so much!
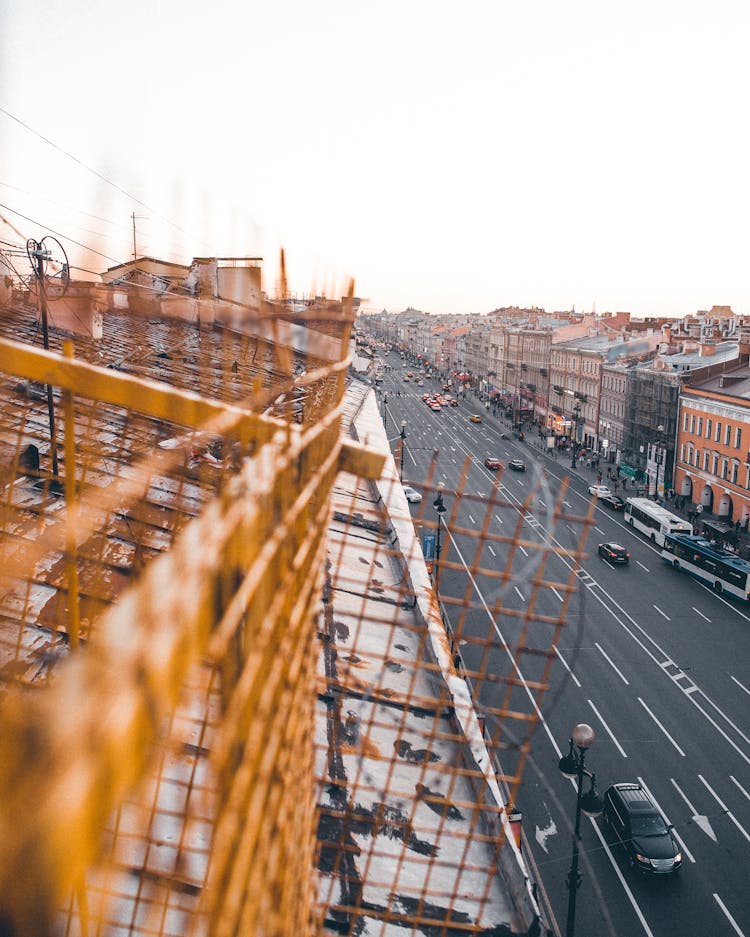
[508,459,526,472]
[600,494,625,511]
[598,542,629,564]
[603,782,682,873]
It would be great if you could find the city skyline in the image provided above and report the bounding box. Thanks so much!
[2,0,748,318]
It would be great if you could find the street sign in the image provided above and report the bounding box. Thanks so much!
[422,534,436,561]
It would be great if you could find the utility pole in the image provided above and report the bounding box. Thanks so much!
[131,212,147,260]
[27,237,69,480]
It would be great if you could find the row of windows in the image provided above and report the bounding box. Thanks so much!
[601,374,627,393]
[680,444,745,485]
[683,411,743,449]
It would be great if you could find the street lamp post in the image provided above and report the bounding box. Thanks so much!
[382,392,388,432]
[570,404,582,469]
[399,422,406,482]
[558,724,603,937]
[433,491,447,588]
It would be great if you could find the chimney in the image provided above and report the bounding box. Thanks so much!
[699,342,716,357]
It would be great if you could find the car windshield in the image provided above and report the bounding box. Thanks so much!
[630,813,669,836]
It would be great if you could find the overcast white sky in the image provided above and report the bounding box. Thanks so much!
[2,1,749,316]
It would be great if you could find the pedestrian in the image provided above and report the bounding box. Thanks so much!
[735,519,741,534]
[597,471,603,484]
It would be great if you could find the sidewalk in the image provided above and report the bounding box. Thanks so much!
[477,406,750,557]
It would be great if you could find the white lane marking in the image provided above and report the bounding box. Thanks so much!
[588,819,655,937]
[514,586,525,602]
[730,775,750,802]
[653,605,671,621]
[637,776,694,863]
[539,500,546,507]
[731,674,750,696]
[594,526,604,534]
[468,515,476,525]
[441,472,447,479]
[519,545,529,557]
[713,894,746,937]
[637,698,685,756]
[488,545,496,557]
[595,643,629,684]
[477,489,484,495]
[446,422,750,786]
[670,778,717,841]
[699,775,750,843]
[636,560,650,572]
[494,514,503,525]
[693,606,711,622]
[587,699,627,757]
[552,587,563,602]
[451,457,456,464]
[554,647,581,687]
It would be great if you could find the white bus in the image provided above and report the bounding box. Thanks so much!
[624,497,692,546]
[662,534,750,600]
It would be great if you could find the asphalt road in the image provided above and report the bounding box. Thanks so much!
[375,353,750,937]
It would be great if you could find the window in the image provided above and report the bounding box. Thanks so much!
[736,426,742,449]
[680,444,686,462]
[703,450,709,471]
[683,412,689,431]
[716,421,722,442]
[725,424,732,446]
[706,418,712,439]
[722,459,728,480]
[697,417,703,436]
[712,454,719,475]
[732,461,739,484]
[690,415,696,434]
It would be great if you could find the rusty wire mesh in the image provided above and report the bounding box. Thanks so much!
[315,434,594,935]
[0,291,592,937]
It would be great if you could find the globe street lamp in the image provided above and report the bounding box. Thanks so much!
[382,392,389,432]
[433,491,447,589]
[570,404,582,469]
[558,723,603,937]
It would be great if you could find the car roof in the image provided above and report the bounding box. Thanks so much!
[610,783,659,811]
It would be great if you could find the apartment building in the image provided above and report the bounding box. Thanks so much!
[675,357,750,522]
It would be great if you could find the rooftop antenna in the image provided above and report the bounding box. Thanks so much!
[26,236,70,480]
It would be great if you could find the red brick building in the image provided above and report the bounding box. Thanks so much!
[675,358,750,524]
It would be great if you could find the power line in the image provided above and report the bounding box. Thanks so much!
[0,200,119,263]
[0,105,212,251]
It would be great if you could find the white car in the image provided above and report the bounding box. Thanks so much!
[588,484,613,498]
[403,486,422,503]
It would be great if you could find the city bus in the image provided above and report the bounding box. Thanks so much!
[661,533,750,600]
[624,497,692,546]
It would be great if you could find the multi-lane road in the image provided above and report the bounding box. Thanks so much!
[375,354,750,937]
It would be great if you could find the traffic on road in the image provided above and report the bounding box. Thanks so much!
[373,348,750,937]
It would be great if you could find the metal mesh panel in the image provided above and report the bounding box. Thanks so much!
[0,296,591,937]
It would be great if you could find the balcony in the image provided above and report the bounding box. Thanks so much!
[539,368,548,377]
[552,385,563,395]
[574,391,587,403]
